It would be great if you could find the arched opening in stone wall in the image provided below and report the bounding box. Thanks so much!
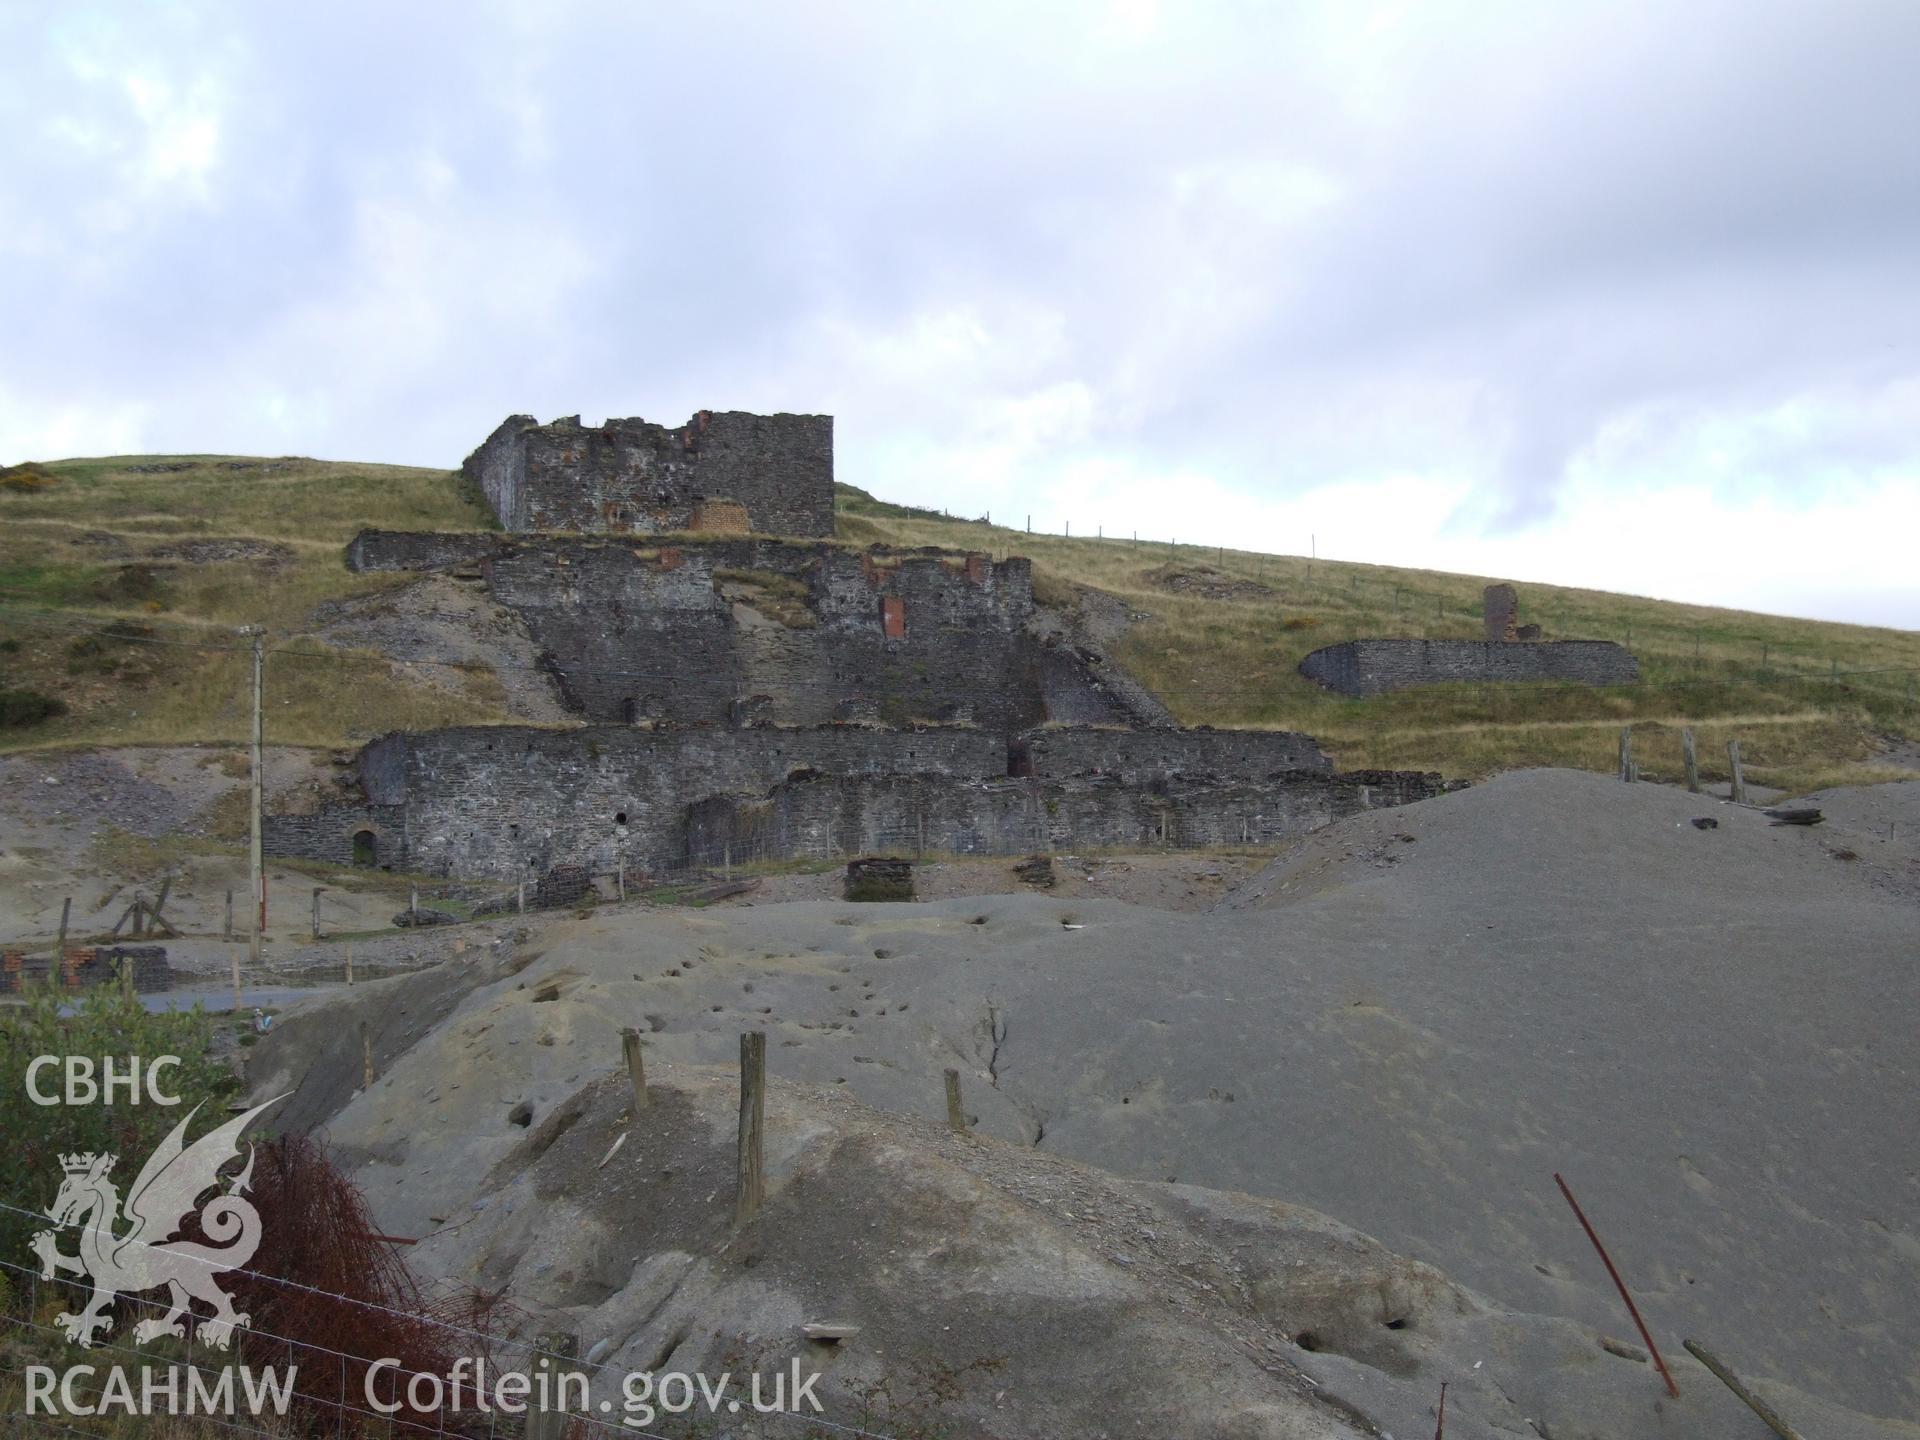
[351,830,377,867]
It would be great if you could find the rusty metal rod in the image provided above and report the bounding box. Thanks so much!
[1554,1172,1680,1398]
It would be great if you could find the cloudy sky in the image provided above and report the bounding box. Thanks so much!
[3,1,1918,627]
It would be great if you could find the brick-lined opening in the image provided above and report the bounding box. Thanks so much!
[880,596,907,639]
[352,829,377,866]
[689,498,751,534]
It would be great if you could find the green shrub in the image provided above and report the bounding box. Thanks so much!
[0,688,65,727]
[0,979,240,1267]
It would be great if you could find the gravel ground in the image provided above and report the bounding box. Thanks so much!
[246,769,1920,1425]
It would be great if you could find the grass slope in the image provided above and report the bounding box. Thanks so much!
[1,453,1914,792]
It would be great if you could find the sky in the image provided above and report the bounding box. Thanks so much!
[2,1,1918,629]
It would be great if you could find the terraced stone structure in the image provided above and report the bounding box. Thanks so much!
[273,406,1464,883]
[463,410,833,536]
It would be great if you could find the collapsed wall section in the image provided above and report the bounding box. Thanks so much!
[1297,639,1640,697]
[462,411,834,536]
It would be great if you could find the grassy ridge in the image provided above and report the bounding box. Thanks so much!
[1,454,1915,792]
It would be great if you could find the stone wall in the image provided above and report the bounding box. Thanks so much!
[263,725,1451,881]
[346,530,502,573]
[261,804,407,868]
[462,411,834,537]
[1297,639,1640,696]
[1015,725,1330,779]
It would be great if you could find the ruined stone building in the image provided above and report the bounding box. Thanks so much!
[1297,584,1639,697]
[463,410,834,536]
[267,408,1459,884]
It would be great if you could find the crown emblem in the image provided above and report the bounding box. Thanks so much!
[58,1153,110,1175]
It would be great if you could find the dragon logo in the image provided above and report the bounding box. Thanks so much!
[30,1095,287,1351]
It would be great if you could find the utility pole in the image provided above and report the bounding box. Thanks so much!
[242,625,265,1012]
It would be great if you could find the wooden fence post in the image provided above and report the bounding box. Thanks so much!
[345,940,354,986]
[623,1026,649,1113]
[736,1031,766,1223]
[944,1069,966,1132]
[360,1021,373,1089]
[1681,729,1699,793]
[311,887,323,941]
[1682,1340,1803,1440]
[224,889,233,941]
[526,1332,581,1440]
[517,882,526,914]
[1618,727,1634,782]
[55,897,70,957]
[408,884,417,918]
[1728,739,1748,804]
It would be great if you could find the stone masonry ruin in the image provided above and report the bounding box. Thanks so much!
[268,407,1463,884]
[1295,582,1639,697]
[463,410,834,536]
[264,723,1451,880]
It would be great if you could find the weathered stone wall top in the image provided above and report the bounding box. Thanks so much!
[1298,639,1640,697]
[462,410,834,537]
[1016,725,1332,779]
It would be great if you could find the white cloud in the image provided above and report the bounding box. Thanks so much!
[0,0,1916,626]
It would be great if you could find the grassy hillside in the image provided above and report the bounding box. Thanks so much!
[0,454,510,748]
[1,456,1915,792]
[841,509,1920,792]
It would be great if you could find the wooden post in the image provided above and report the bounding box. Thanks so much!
[517,882,525,914]
[360,1021,373,1089]
[55,897,70,958]
[616,864,625,902]
[944,1068,966,1132]
[311,887,323,941]
[736,1031,766,1223]
[1681,729,1699,793]
[345,940,353,986]
[622,1026,649,1113]
[1728,739,1748,804]
[408,883,417,918]
[224,888,233,941]
[244,625,264,1018]
[526,1332,581,1440]
[1618,727,1634,783]
[1681,1340,1803,1440]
